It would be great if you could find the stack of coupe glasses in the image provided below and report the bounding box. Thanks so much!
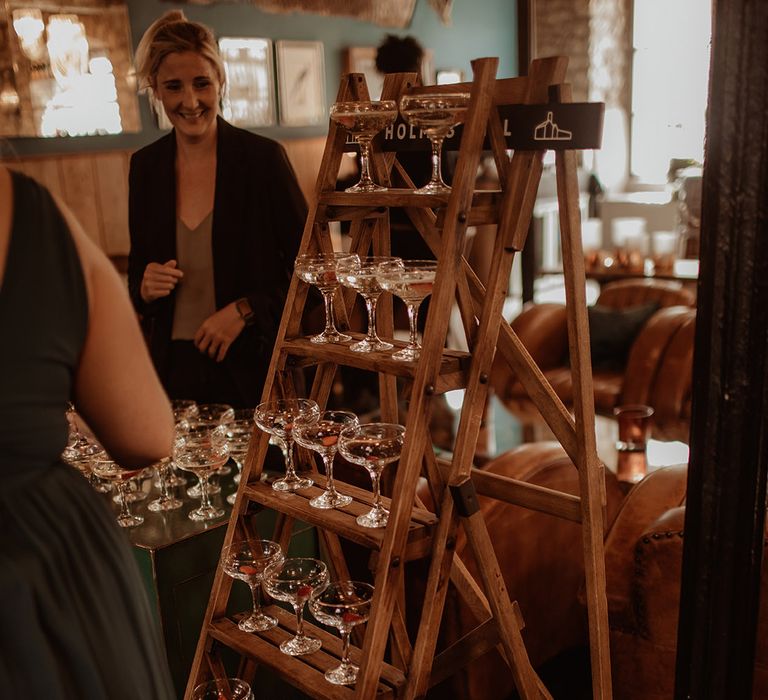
[329,90,470,196]
[254,397,406,530]
[61,400,258,527]
[295,253,438,363]
[221,536,376,687]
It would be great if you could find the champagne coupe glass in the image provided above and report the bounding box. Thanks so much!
[263,557,329,656]
[329,101,398,193]
[309,581,374,685]
[196,403,235,474]
[63,434,108,491]
[221,539,284,632]
[192,678,253,700]
[184,419,224,498]
[294,410,359,509]
[399,92,471,195]
[337,256,403,353]
[171,399,198,422]
[196,403,236,424]
[63,404,110,492]
[255,399,320,492]
[113,469,150,504]
[295,252,359,344]
[168,401,198,487]
[225,419,253,505]
[338,423,406,528]
[175,423,230,521]
[147,449,184,512]
[90,457,145,527]
[378,259,438,361]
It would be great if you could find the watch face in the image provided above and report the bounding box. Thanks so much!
[236,298,254,324]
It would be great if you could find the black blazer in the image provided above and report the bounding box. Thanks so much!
[128,117,307,403]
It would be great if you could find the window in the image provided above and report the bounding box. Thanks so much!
[630,0,712,183]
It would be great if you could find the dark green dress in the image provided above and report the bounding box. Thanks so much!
[0,171,175,699]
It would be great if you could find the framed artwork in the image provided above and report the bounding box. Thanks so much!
[436,68,464,85]
[343,46,434,100]
[276,40,326,127]
[219,37,276,127]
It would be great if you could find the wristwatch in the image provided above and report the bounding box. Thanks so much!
[235,297,256,325]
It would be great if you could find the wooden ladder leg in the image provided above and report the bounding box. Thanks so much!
[402,481,458,699]
[556,140,612,699]
[451,479,550,700]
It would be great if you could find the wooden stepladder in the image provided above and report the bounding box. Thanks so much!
[186,55,610,699]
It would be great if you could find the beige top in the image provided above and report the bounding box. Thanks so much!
[171,212,216,340]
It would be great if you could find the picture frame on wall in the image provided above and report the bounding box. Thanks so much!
[276,40,326,127]
[219,37,276,127]
[436,68,464,85]
[343,46,434,100]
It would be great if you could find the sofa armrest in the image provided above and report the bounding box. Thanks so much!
[510,302,570,369]
[649,310,696,441]
[621,306,694,406]
[491,303,569,404]
[603,466,688,629]
[631,506,686,645]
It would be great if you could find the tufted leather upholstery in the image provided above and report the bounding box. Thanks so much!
[492,279,696,442]
[605,466,768,699]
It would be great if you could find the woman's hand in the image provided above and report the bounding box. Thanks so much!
[194,303,246,362]
[140,259,184,303]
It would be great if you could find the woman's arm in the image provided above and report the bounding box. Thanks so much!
[194,140,308,363]
[61,200,175,468]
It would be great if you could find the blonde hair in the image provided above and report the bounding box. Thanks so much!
[134,11,225,94]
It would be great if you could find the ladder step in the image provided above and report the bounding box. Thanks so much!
[283,337,470,394]
[318,190,501,219]
[320,189,449,209]
[208,609,405,698]
[244,478,438,561]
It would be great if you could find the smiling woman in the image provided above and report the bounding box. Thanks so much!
[127,11,308,407]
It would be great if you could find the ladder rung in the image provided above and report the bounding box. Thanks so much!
[283,337,470,393]
[208,610,405,698]
[319,189,449,209]
[318,205,389,223]
[318,190,501,225]
[436,190,502,227]
[436,458,582,522]
[243,478,438,562]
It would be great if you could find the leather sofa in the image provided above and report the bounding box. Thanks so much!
[491,279,696,441]
[604,465,768,699]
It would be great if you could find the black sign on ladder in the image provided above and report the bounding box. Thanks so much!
[341,102,605,153]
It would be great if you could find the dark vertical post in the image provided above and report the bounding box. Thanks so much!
[675,1,768,697]
[518,0,537,303]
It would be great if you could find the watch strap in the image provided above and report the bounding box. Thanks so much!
[235,297,256,325]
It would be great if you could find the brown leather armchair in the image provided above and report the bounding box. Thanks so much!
[491,279,696,441]
[604,465,768,698]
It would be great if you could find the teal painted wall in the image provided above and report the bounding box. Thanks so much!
[7,0,517,156]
